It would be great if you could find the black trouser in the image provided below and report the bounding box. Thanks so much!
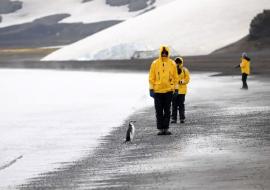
[172,94,186,121]
[242,73,248,89]
[154,92,173,130]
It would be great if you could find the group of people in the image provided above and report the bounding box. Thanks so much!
[149,46,251,135]
[149,46,190,135]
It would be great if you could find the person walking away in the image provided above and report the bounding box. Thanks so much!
[171,57,190,124]
[235,52,250,89]
[149,46,178,135]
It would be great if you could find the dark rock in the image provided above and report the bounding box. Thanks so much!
[0,14,122,48]
[250,10,270,40]
[82,0,93,3]
[129,0,148,12]
[0,15,2,23]
[33,14,71,25]
[106,0,129,6]
[106,0,151,12]
[149,0,156,6]
[0,0,22,14]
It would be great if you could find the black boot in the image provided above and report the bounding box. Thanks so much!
[163,129,172,135]
[171,119,176,124]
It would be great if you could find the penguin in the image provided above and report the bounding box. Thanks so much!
[126,121,136,142]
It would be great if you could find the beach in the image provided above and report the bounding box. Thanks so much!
[19,73,270,190]
[0,51,270,189]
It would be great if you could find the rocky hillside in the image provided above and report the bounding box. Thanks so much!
[0,0,22,14]
[0,14,120,48]
[0,0,171,48]
[106,0,155,12]
[213,10,270,54]
[250,10,270,39]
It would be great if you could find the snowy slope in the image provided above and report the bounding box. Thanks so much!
[43,0,270,61]
[0,0,175,27]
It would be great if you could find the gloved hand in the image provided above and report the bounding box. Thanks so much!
[235,64,240,68]
[174,89,178,97]
[149,89,155,98]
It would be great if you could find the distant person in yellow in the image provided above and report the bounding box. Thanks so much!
[235,52,250,89]
[171,57,190,124]
[149,46,178,135]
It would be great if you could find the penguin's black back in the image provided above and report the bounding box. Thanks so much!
[125,123,133,142]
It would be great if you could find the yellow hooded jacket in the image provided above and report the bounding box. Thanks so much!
[176,59,190,95]
[149,46,178,93]
[240,58,250,75]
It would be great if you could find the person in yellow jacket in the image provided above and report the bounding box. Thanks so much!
[149,46,178,135]
[235,52,250,89]
[171,57,190,124]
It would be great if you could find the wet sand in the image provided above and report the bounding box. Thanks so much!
[18,74,270,190]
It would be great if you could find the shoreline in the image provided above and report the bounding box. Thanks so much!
[19,74,270,190]
[0,52,270,76]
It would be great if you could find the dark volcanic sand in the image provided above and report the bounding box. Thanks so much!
[19,74,270,190]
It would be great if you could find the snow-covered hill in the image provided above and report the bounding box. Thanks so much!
[0,0,174,48]
[0,0,173,27]
[43,0,270,61]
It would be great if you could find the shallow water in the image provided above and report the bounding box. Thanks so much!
[0,69,152,189]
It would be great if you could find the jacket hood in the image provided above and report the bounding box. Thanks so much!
[242,52,251,61]
[159,46,170,58]
[175,57,184,67]
[244,56,251,61]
